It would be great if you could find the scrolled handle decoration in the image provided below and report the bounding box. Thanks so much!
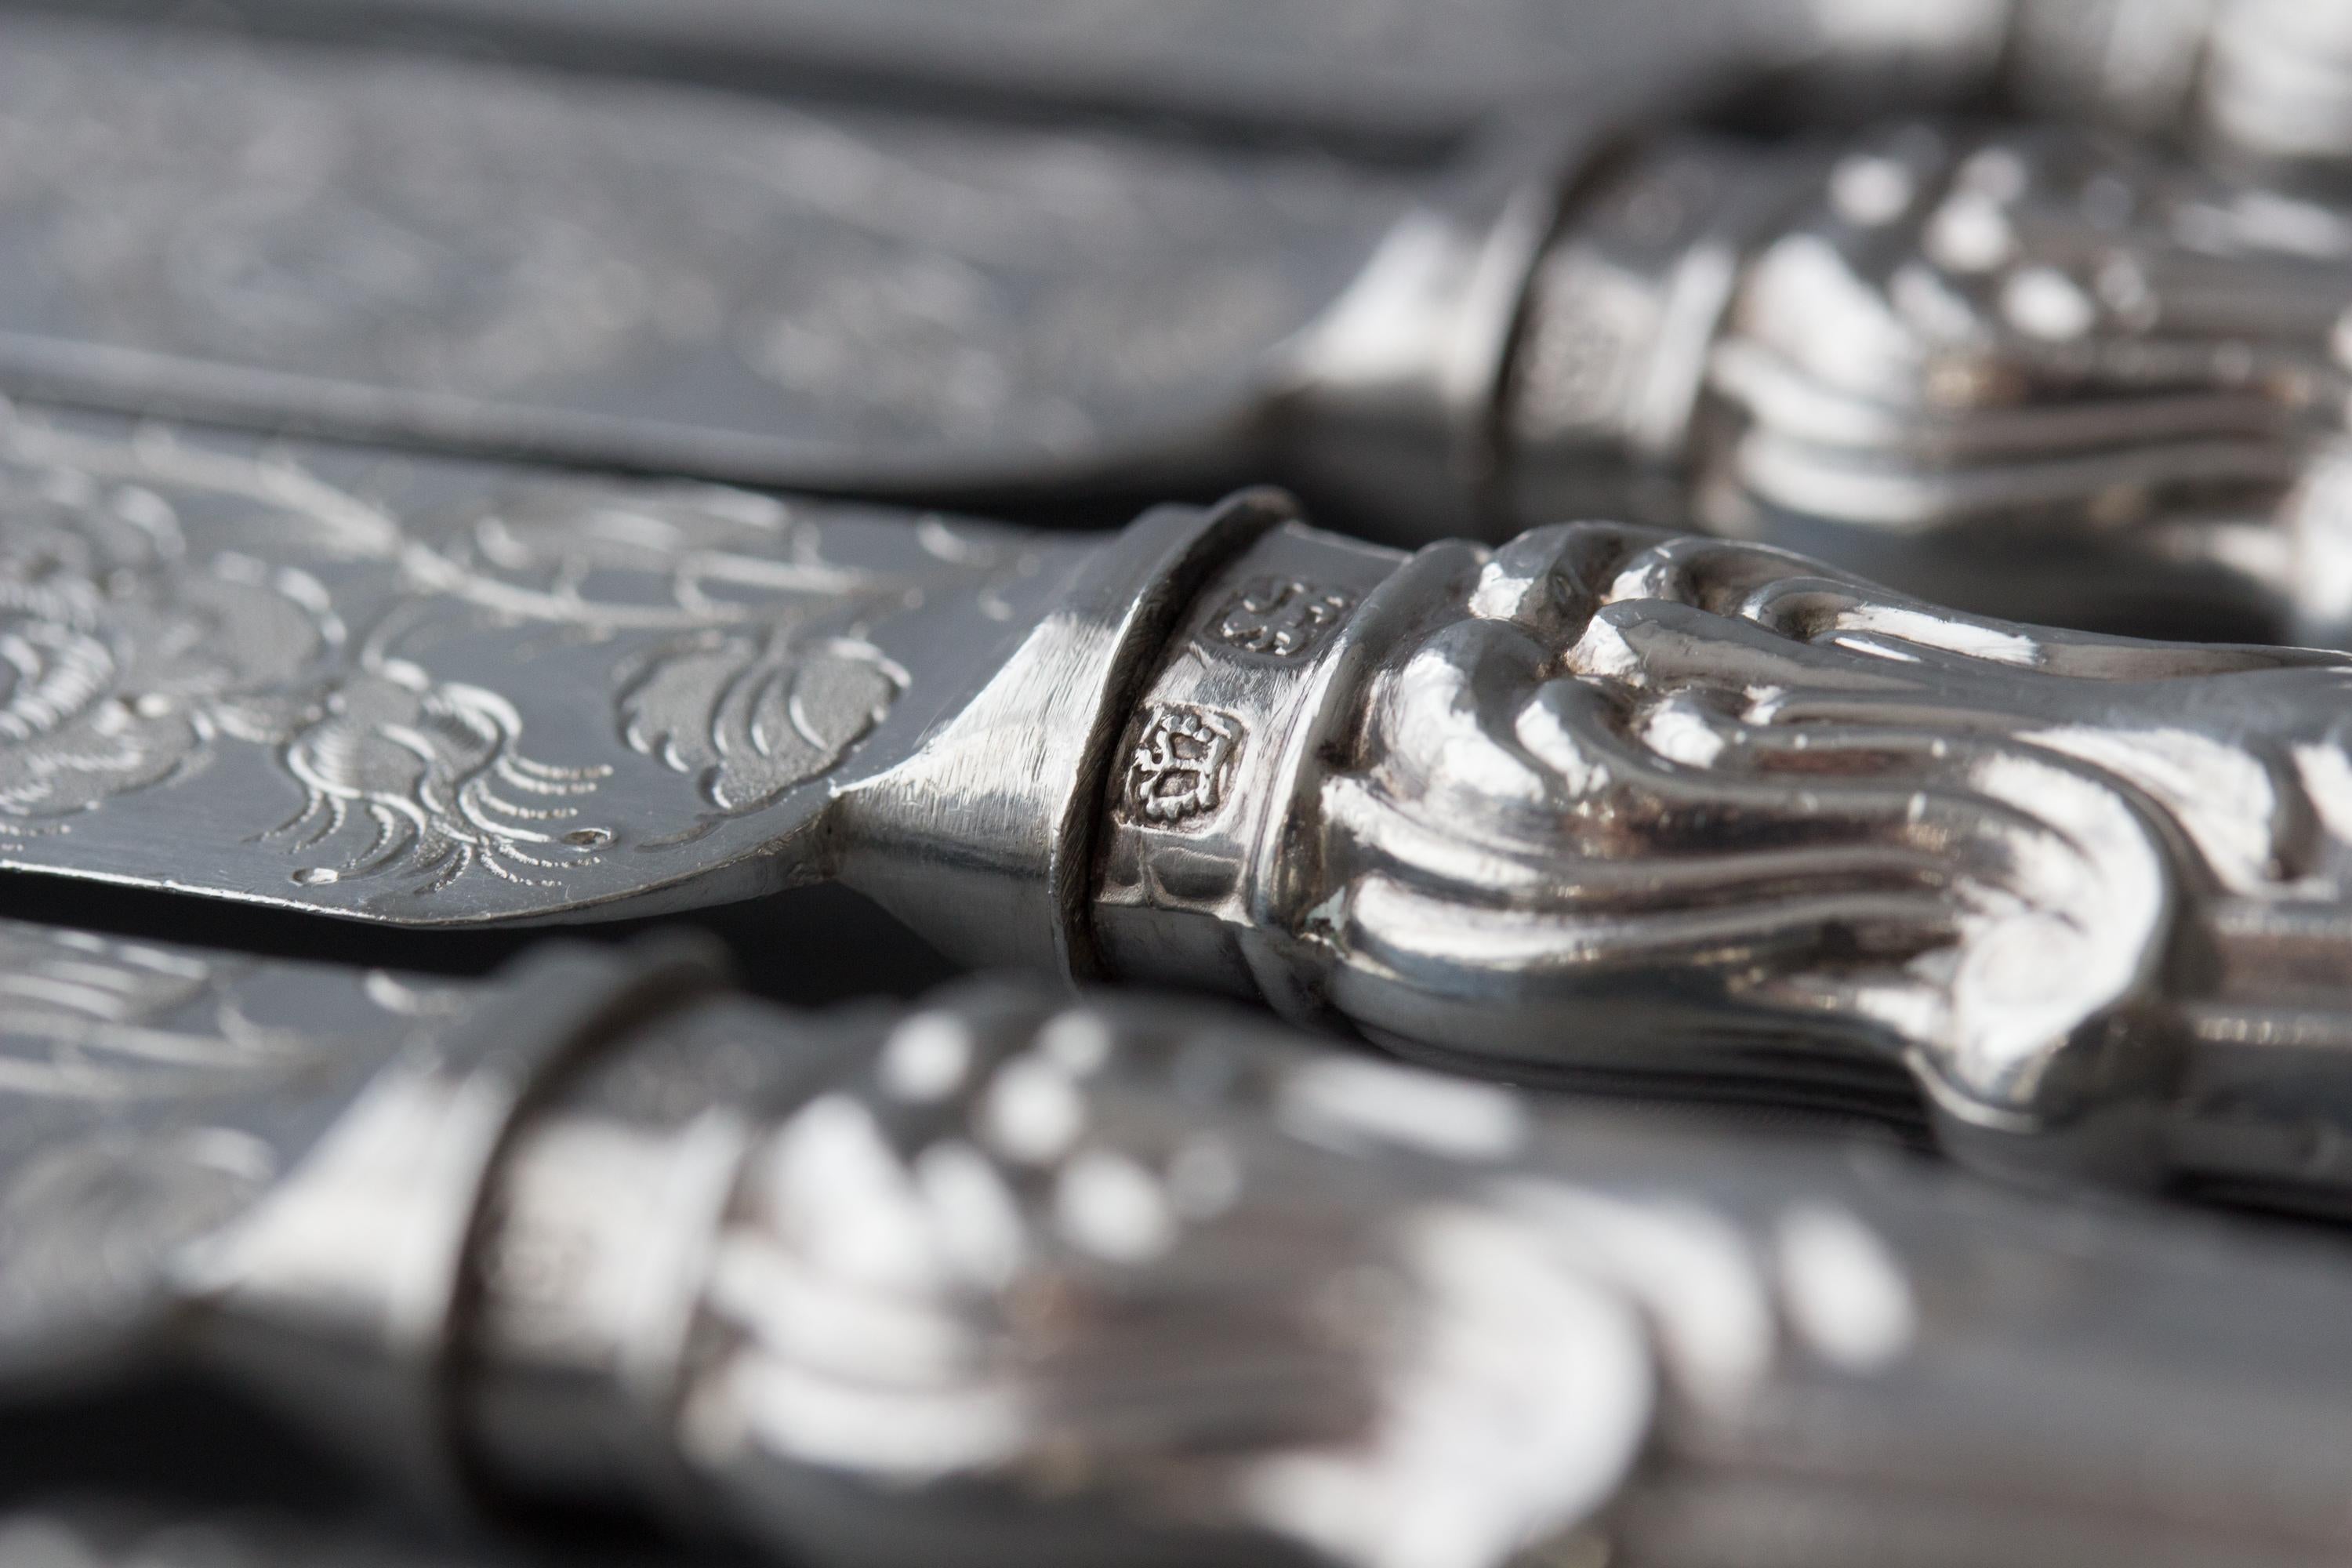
[1101,514,2352,1201]
[6,922,2352,1566]
[1508,118,2352,646]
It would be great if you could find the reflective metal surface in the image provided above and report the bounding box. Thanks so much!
[0,11,1425,511]
[13,406,2352,1203]
[8,920,2352,1566]
[0,0,1846,146]
[9,5,2352,1557]
[1512,119,2352,643]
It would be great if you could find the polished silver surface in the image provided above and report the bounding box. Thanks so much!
[12,6,2352,1559]
[17,9,2352,579]
[0,11,1428,511]
[0,402,1090,927]
[1508,118,2352,644]
[0,9,1899,551]
[1815,0,2352,181]
[7,920,2352,1566]
[1096,511,2352,1201]
[0,0,1869,147]
[16,408,2352,1203]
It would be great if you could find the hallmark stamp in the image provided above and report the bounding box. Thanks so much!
[1123,705,1243,827]
[1209,577,1355,659]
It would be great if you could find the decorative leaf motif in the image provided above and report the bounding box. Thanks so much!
[0,477,333,833]
[0,416,1032,899]
[0,920,422,1381]
[622,632,904,814]
[270,662,612,894]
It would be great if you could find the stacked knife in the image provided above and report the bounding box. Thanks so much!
[5,3,2352,1563]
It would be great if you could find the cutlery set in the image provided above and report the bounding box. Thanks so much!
[9,5,2352,1563]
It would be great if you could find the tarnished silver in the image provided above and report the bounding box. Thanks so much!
[16,405,2352,1203]
[1507,118,2352,644]
[11,916,2352,1567]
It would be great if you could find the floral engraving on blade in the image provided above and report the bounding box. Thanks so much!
[0,415,1036,900]
[0,920,430,1370]
[423,485,1020,818]
[521,505,1018,818]
[267,664,613,895]
[0,470,326,839]
[1123,705,1243,829]
[0,924,289,1361]
[619,633,904,817]
[0,426,619,895]
[1208,577,1355,659]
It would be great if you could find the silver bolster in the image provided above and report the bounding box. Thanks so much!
[837,490,1293,977]
[181,937,728,1512]
[1093,517,1410,1009]
[457,987,882,1524]
[1501,132,1830,524]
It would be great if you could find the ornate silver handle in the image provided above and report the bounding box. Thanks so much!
[1507,118,2352,646]
[1093,511,2352,1207]
[1807,0,2352,179]
[8,917,2352,1566]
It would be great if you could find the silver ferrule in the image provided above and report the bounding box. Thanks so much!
[1500,133,1835,530]
[1091,518,1410,1014]
[835,492,1291,979]
[451,986,887,1525]
[180,939,729,1515]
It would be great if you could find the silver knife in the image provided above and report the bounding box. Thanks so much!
[9,403,2352,1206]
[8,916,2352,1567]
[4,9,2347,641]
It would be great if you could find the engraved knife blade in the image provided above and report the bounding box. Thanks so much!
[0,9,1466,537]
[5,919,2352,1567]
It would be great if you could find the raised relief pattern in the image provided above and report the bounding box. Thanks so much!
[0,920,419,1370]
[1690,122,2352,635]
[1208,575,1356,659]
[1123,704,1243,827]
[1294,520,2352,1165]
[681,991,1910,1568]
